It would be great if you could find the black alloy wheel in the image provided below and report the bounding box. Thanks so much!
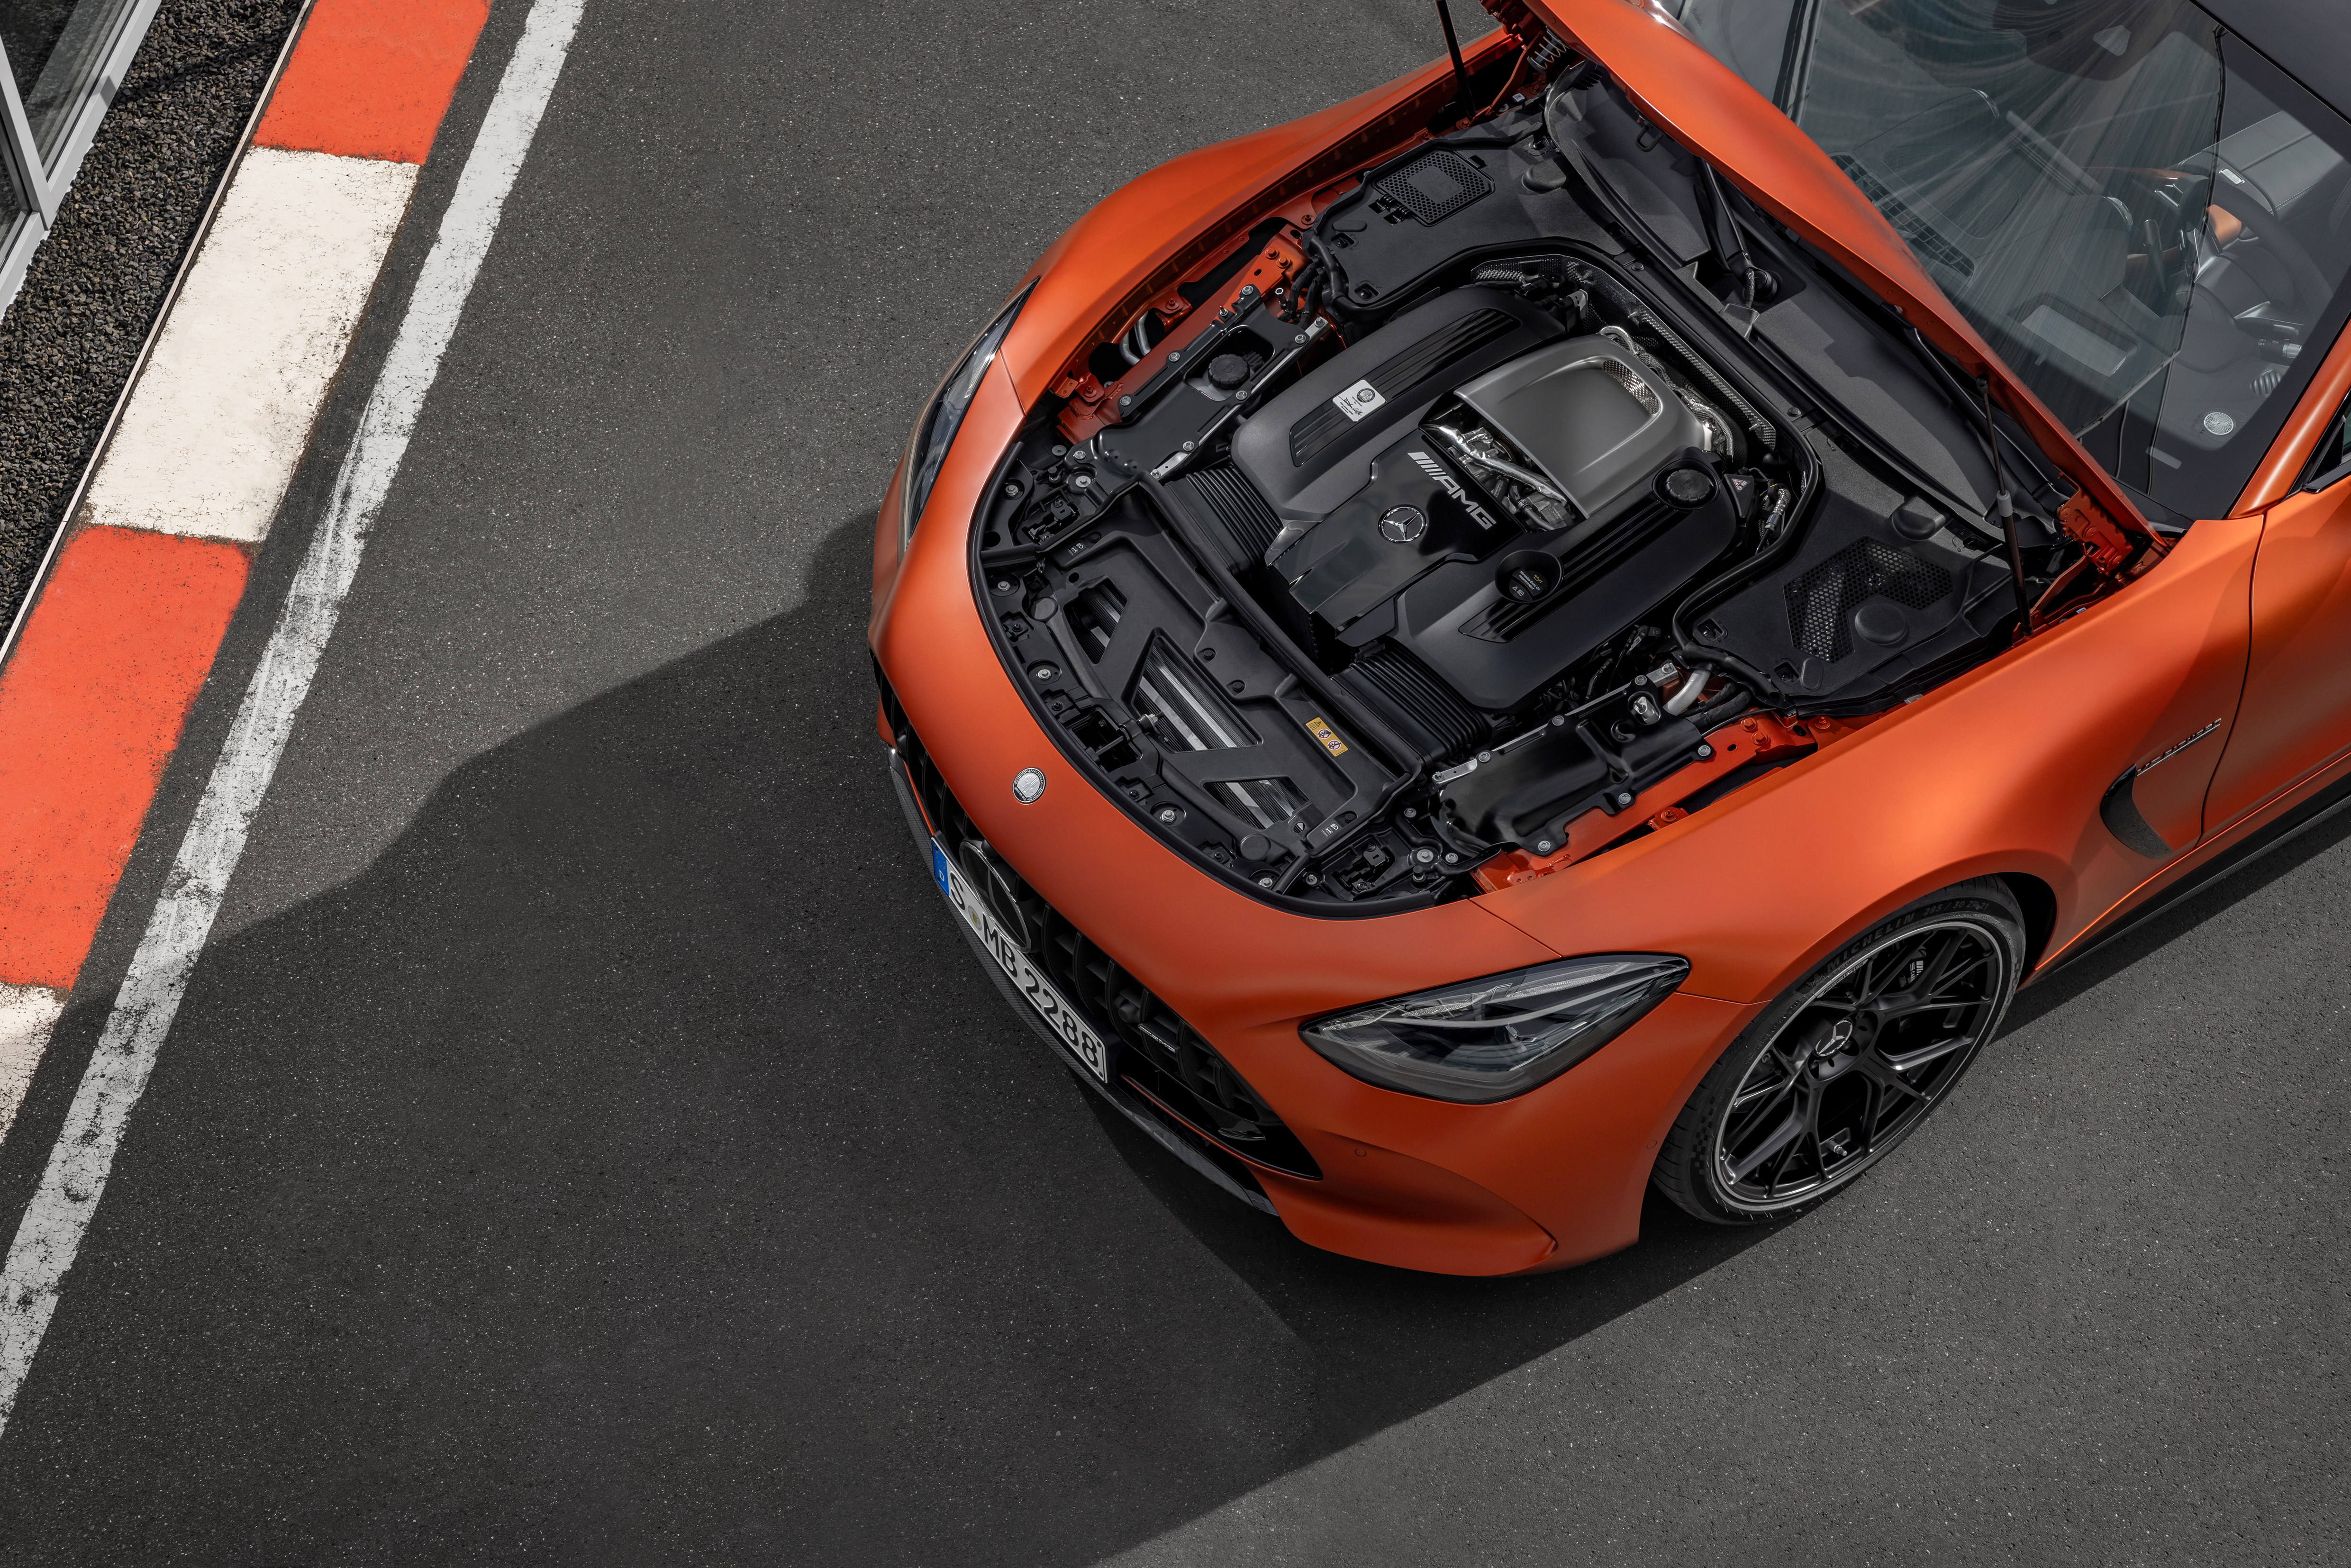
[1652,879,2025,1224]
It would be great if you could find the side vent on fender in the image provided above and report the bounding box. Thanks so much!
[2099,766,2177,859]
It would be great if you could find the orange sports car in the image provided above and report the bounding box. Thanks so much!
[870,0,2351,1274]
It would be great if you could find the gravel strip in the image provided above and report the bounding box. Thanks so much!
[0,0,303,633]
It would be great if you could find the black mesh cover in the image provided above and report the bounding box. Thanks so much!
[1377,150,1493,226]
[1784,541,1954,662]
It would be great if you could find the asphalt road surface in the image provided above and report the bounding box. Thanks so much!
[1,1,2345,1562]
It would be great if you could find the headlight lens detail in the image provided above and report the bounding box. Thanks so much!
[1300,954,1688,1104]
[902,284,1033,543]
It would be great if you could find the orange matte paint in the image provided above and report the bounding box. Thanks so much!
[255,0,490,164]
[2205,482,2351,829]
[0,529,250,989]
[871,15,2351,1273]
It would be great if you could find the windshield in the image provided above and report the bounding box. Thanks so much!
[1671,0,2351,519]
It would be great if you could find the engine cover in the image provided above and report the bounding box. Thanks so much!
[1275,427,1524,635]
[1454,336,1704,515]
[1232,288,1561,526]
[1387,464,1738,710]
[1229,302,1734,716]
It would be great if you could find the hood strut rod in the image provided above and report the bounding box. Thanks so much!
[1434,1,1471,117]
[1979,374,2033,632]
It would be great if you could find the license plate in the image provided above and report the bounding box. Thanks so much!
[932,839,1111,1082]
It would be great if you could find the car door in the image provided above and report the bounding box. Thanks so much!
[2204,389,2351,830]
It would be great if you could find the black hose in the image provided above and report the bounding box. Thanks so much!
[1473,263,1543,286]
[1289,248,1329,325]
[1684,680,1753,731]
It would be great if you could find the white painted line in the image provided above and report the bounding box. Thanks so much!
[0,0,587,1433]
[0,984,67,1145]
[82,147,419,545]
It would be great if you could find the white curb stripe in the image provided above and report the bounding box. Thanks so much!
[0,0,587,1433]
[0,985,67,1145]
[82,148,419,545]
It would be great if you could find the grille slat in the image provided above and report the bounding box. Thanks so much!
[880,676,1322,1182]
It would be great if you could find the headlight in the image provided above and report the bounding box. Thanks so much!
[1300,954,1688,1104]
[900,283,1034,544]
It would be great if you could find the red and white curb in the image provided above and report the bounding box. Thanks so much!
[0,0,495,1138]
[0,0,584,1428]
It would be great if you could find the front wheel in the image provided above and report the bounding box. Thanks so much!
[1652,879,2025,1224]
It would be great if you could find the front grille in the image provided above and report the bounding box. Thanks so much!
[880,676,1323,1183]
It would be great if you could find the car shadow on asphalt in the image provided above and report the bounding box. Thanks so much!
[0,516,2336,1567]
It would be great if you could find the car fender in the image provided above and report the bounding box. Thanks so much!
[1481,514,2263,1006]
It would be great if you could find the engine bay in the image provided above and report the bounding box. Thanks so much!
[963,77,2130,912]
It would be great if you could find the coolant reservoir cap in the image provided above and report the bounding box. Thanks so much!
[1207,353,1251,390]
[1659,465,1715,507]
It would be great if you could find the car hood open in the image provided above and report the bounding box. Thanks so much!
[1505,0,2167,548]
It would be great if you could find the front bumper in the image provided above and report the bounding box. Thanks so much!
[872,328,1757,1279]
[880,662,1757,1276]
[888,747,1281,1217]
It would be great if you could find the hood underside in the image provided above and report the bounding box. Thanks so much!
[1505,0,2167,547]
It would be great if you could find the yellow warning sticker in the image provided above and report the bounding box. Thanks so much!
[1305,717,1349,758]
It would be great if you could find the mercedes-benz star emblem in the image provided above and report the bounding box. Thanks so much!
[1379,505,1428,544]
[1012,766,1047,803]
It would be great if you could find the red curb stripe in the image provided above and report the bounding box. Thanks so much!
[255,0,492,164]
[0,0,492,996]
[0,529,251,990]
